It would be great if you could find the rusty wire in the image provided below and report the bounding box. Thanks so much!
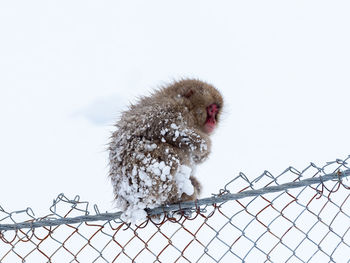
[0,156,349,262]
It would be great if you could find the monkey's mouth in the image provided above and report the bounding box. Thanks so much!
[204,118,216,133]
[205,123,215,133]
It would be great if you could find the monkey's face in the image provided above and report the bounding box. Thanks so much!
[203,103,219,134]
[193,101,221,134]
[181,82,223,135]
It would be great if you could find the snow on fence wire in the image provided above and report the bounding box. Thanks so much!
[1,156,350,263]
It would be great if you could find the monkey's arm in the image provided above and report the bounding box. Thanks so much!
[137,106,210,163]
[155,121,211,163]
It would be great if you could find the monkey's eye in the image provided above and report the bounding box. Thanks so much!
[206,103,219,119]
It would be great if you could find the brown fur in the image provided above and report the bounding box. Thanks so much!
[109,79,223,219]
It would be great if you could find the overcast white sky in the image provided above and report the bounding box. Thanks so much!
[0,0,349,216]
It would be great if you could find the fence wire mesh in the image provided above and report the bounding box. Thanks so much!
[1,156,350,263]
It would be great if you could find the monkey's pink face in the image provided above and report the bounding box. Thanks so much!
[204,103,219,134]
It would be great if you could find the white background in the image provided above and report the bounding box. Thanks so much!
[0,0,349,216]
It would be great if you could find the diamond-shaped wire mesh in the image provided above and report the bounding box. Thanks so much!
[1,156,349,262]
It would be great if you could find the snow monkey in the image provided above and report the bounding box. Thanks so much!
[109,79,223,221]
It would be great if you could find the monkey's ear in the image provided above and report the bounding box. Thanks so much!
[183,89,194,98]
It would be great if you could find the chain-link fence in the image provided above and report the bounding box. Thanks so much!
[1,156,350,262]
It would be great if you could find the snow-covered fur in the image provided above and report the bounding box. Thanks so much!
[109,79,223,222]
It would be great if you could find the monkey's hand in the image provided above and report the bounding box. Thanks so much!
[157,122,211,164]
